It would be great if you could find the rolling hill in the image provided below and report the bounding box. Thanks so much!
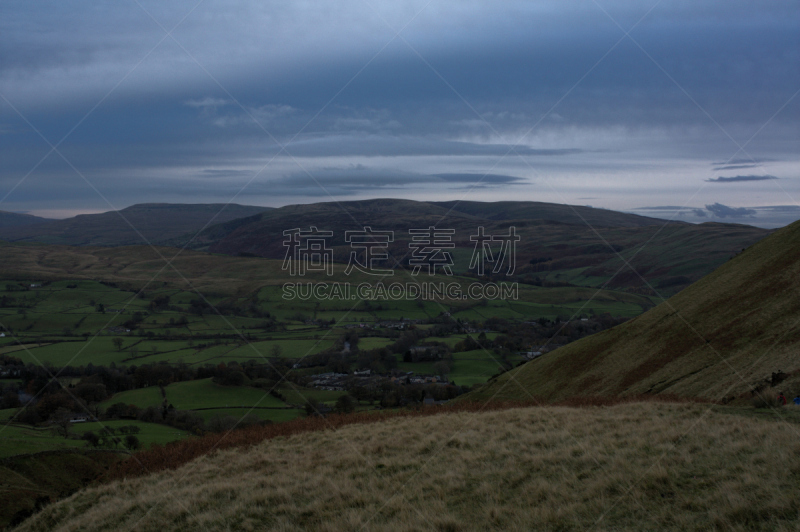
[0,199,771,294]
[429,200,669,227]
[0,204,271,247]
[195,199,768,295]
[468,219,800,403]
[13,403,800,531]
[0,211,51,228]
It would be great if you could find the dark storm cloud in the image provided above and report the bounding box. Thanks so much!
[263,166,526,196]
[633,206,693,211]
[197,169,254,179]
[760,205,800,213]
[706,175,778,183]
[632,204,799,229]
[712,164,761,171]
[712,158,777,166]
[705,203,757,218]
[433,173,524,184]
[277,137,583,158]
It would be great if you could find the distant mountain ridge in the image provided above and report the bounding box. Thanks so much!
[196,198,677,256]
[193,198,766,295]
[0,210,52,228]
[0,203,272,246]
[429,200,670,227]
[468,219,800,402]
[0,199,770,295]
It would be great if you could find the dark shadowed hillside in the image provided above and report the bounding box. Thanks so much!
[0,204,271,247]
[468,219,800,403]
[196,199,768,295]
[1,450,123,529]
[0,211,51,228]
[429,200,669,227]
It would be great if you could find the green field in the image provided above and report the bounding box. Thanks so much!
[194,408,302,423]
[100,386,164,410]
[449,350,512,387]
[0,245,661,462]
[164,379,287,410]
[0,420,187,458]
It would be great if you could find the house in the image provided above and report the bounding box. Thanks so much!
[423,397,448,406]
[69,415,89,423]
[405,345,446,362]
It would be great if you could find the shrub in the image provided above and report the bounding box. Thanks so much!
[124,435,141,451]
[751,394,780,409]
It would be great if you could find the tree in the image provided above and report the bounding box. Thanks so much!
[334,395,356,414]
[124,435,141,451]
[82,431,100,448]
[433,361,451,376]
[304,401,321,416]
[0,391,20,409]
[51,408,73,439]
[112,337,124,351]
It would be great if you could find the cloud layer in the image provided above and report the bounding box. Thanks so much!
[0,1,797,225]
[706,175,779,183]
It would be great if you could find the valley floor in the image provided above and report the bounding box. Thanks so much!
[14,402,800,531]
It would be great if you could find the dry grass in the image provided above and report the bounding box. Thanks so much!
[471,220,800,403]
[100,396,706,483]
[14,402,800,531]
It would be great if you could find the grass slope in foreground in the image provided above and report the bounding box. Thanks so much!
[14,402,800,531]
[469,218,800,403]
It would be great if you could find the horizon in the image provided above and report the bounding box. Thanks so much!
[8,197,798,230]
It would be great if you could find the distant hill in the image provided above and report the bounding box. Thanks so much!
[0,210,51,228]
[199,199,671,251]
[0,199,770,294]
[193,198,768,295]
[0,204,272,247]
[429,200,668,227]
[468,219,800,402]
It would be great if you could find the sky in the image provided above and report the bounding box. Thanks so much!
[0,1,798,227]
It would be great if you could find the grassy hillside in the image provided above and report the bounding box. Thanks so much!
[429,199,667,227]
[13,402,800,531]
[0,200,768,295]
[0,203,271,246]
[469,219,800,403]
[196,199,766,294]
[0,211,51,229]
[1,450,123,529]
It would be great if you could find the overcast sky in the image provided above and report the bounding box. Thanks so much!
[0,1,798,227]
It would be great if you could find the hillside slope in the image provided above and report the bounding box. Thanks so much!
[429,200,669,227]
[196,199,767,295]
[469,219,800,403]
[1,450,123,529]
[13,403,800,531]
[0,204,271,246]
[0,211,51,229]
